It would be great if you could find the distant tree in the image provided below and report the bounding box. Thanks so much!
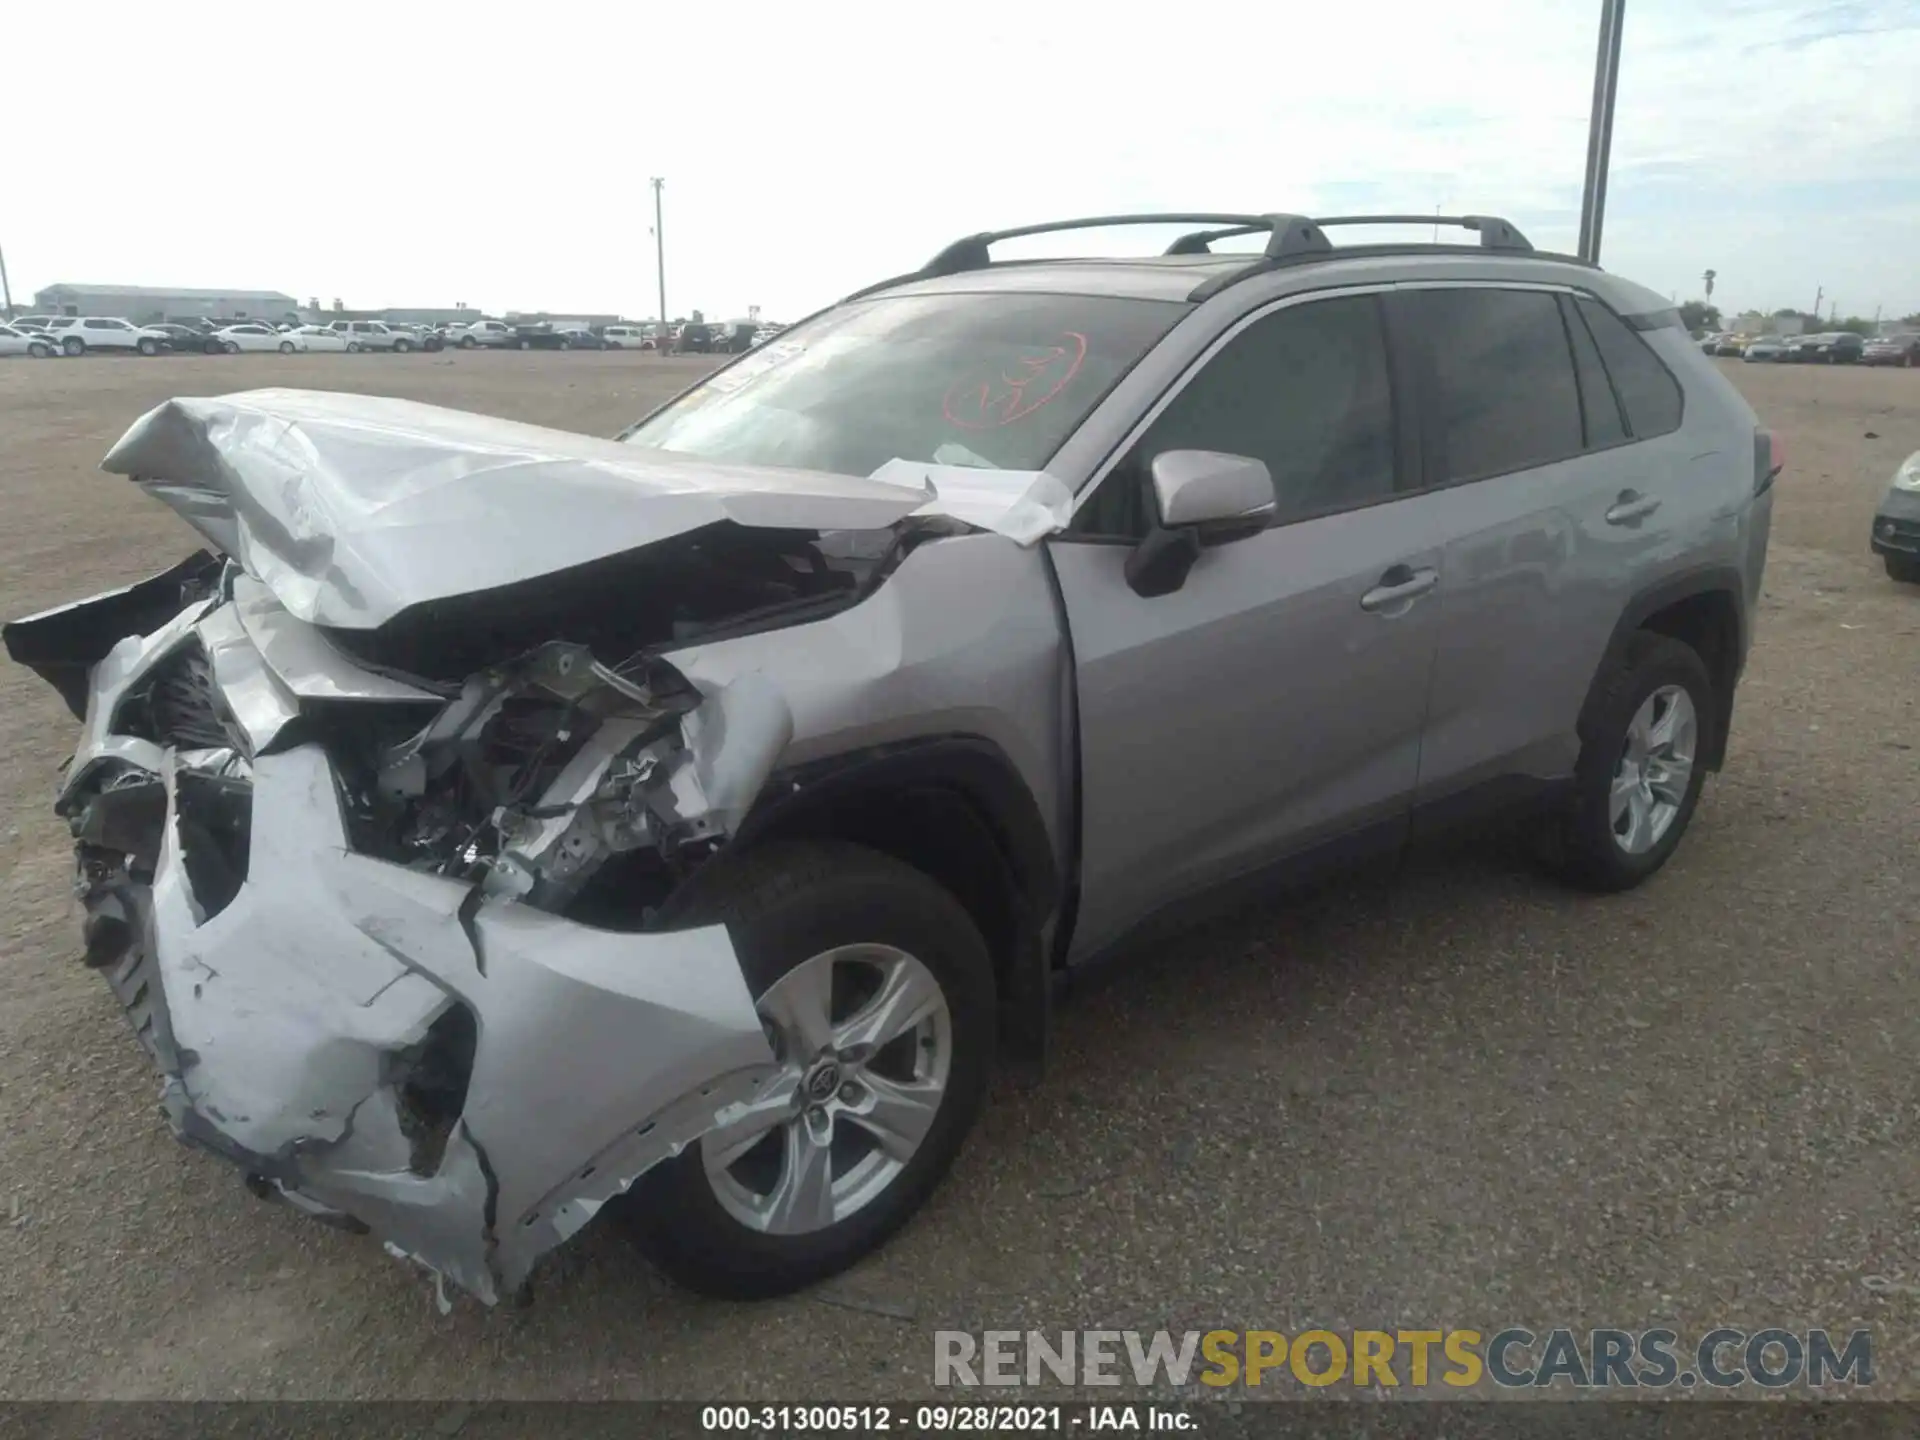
[1679,300,1722,332]
[1833,315,1875,336]
[1902,312,1920,326]
[1772,307,1812,319]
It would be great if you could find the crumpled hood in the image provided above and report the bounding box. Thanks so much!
[101,389,949,630]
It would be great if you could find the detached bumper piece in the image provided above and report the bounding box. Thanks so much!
[13,575,780,1306]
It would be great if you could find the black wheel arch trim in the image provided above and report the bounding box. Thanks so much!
[1589,565,1748,771]
[727,734,1060,1077]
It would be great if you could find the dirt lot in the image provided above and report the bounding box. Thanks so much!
[1,352,1917,1401]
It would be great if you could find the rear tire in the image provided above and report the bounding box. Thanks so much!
[459,335,476,349]
[394,339,412,353]
[278,340,295,353]
[1536,631,1715,892]
[1886,554,1920,585]
[613,840,995,1300]
[62,337,84,356]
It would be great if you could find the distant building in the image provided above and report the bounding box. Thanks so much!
[379,307,485,326]
[504,310,625,330]
[33,283,300,324]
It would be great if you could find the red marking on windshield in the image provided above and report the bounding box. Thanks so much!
[942,332,1088,430]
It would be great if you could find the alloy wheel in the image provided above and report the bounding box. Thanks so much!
[1610,684,1697,855]
[702,944,951,1235]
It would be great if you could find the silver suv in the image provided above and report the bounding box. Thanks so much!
[3,212,1776,1310]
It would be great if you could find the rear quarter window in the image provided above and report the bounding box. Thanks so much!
[1574,296,1684,439]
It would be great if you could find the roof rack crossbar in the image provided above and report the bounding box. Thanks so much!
[1308,214,1533,251]
[847,210,1541,304]
[921,213,1283,276]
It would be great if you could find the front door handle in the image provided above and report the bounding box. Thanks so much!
[1360,564,1438,613]
[1606,490,1662,526]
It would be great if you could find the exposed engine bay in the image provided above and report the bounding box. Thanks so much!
[2,387,1074,1309]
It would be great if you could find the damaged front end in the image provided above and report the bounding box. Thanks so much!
[7,387,1077,1306]
[6,560,799,1305]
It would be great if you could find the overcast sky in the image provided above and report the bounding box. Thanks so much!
[6,0,1918,323]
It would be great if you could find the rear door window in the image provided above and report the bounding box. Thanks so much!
[1405,288,1583,483]
[1573,297,1683,439]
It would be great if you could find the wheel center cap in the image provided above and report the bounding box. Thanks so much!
[803,1060,843,1102]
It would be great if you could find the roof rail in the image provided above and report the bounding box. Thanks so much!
[918,213,1331,277]
[844,210,1546,304]
[1165,213,1532,256]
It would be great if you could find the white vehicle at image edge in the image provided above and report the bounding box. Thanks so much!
[289,325,351,353]
[212,324,299,355]
[0,324,58,358]
[45,317,172,356]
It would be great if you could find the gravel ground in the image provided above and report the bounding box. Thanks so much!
[0,352,1916,1401]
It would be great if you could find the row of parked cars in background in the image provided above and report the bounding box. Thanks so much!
[0,314,785,358]
[1698,330,1920,366]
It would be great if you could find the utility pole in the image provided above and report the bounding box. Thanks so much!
[1812,285,1823,320]
[0,240,13,320]
[1577,0,1626,263]
[650,177,667,325]
[1702,269,1715,299]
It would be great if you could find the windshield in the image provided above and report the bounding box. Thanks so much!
[624,291,1185,477]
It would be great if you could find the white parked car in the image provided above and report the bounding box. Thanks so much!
[325,320,411,352]
[212,323,298,354]
[601,324,653,350]
[45,316,171,356]
[452,319,515,348]
[288,325,351,353]
[0,323,58,358]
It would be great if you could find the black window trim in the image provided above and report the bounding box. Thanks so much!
[1556,292,1631,453]
[1568,290,1687,441]
[1058,281,1414,544]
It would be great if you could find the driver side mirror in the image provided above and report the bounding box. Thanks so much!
[1123,450,1277,597]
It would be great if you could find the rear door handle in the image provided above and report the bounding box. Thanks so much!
[1606,490,1662,525]
[1360,564,1438,613]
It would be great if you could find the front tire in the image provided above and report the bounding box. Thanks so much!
[62,337,84,356]
[1537,632,1715,892]
[346,341,362,353]
[459,335,476,349]
[28,341,50,358]
[394,339,412,353]
[615,840,995,1299]
[137,337,160,356]
[1886,554,1920,585]
[278,340,295,353]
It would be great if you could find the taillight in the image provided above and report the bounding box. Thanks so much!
[1754,429,1783,495]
